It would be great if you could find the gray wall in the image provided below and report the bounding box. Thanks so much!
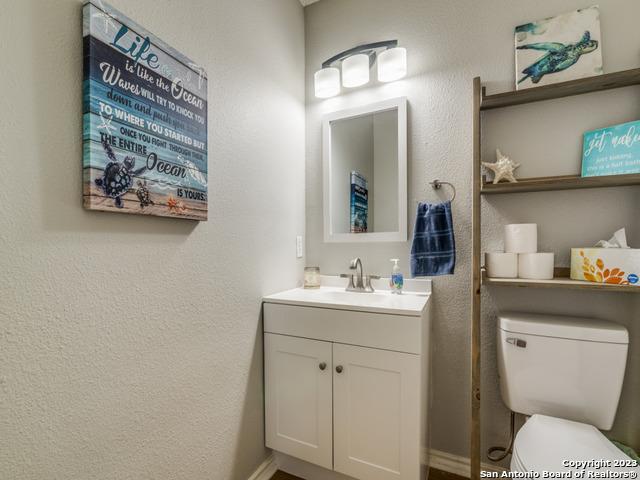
[305,0,640,465]
[0,1,305,479]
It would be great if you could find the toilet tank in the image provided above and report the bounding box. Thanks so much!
[497,312,628,430]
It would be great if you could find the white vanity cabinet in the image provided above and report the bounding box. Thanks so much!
[332,342,421,480]
[264,333,333,469]
[263,286,430,480]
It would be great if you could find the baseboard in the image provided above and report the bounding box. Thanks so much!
[428,449,506,478]
[248,453,278,480]
[252,449,506,480]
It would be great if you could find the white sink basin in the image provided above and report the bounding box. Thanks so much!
[263,280,431,316]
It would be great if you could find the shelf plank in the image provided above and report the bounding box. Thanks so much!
[481,173,640,194]
[481,268,639,293]
[481,68,640,110]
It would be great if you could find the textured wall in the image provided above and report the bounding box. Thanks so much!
[305,0,640,465]
[0,1,304,479]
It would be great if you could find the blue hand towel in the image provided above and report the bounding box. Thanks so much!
[411,201,455,277]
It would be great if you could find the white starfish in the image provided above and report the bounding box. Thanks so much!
[97,112,116,136]
[92,1,118,34]
[160,64,174,81]
[188,62,208,90]
[482,149,520,184]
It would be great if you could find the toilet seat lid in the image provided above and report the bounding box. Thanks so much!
[513,415,636,472]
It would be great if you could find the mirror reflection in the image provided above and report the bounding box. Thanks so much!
[330,109,398,235]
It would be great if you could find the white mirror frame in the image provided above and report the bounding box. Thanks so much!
[322,96,407,243]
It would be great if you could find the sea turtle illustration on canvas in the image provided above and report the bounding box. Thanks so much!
[517,31,599,85]
[135,180,154,209]
[95,139,146,208]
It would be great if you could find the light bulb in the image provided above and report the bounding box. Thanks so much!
[342,54,370,88]
[377,47,407,82]
[314,67,340,98]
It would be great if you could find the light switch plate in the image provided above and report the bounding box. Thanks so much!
[296,235,303,258]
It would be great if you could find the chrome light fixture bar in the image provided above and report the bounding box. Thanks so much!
[314,40,407,98]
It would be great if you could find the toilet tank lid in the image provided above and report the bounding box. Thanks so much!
[498,312,628,344]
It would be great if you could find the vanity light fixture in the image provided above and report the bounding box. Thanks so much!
[378,47,407,83]
[313,40,407,98]
[314,67,341,98]
[341,53,370,87]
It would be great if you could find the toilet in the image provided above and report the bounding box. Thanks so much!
[497,312,639,473]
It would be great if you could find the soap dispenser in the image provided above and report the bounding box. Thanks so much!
[390,259,404,294]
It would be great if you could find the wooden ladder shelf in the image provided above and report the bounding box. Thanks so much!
[470,67,640,480]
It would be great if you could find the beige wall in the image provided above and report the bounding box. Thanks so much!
[304,0,640,465]
[0,1,305,479]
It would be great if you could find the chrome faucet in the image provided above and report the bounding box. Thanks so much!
[350,257,364,289]
[340,257,380,293]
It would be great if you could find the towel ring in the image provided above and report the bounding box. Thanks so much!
[430,179,456,202]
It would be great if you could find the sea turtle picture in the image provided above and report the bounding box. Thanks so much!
[514,6,603,90]
[135,180,154,209]
[517,31,599,85]
[95,139,145,208]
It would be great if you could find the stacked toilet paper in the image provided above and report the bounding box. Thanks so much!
[485,224,555,279]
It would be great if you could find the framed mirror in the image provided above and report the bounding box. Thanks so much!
[323,97,407,243]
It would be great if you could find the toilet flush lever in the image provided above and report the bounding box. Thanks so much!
[506,337,527,348]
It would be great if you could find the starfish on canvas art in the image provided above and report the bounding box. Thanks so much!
[97,112,116,136]
[483,149,520,184]
[92,0,118,33]
[188,62,208,90]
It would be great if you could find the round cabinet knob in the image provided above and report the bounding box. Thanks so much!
[319,362,327,371]
[335,365,343,374]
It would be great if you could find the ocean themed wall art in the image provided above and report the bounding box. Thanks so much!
[582,120,640,177]
[515,6,603,90]
[83,1,208,220]
[350,171,368,233]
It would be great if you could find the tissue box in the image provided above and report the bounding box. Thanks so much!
[570,248,640,286]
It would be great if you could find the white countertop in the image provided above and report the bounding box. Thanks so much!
[263,276,431,316]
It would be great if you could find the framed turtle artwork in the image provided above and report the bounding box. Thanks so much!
[83,1,208,220]
[515,6,603,91]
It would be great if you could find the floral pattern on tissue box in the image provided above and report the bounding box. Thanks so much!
[570,248,640,286]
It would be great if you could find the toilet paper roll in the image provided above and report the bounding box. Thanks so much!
[485,252,518,278]
[504,224,538,254]
[518,253,555,280]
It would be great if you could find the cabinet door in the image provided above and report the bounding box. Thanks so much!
[333,343,420,480]
[264,333,333,469]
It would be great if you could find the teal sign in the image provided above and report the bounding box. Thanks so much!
[582,120,640,177]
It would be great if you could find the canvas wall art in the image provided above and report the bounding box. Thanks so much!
[515,6,603,90]
[349,171,368,233]
[582,120,640,177]
[83,1,208,220]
